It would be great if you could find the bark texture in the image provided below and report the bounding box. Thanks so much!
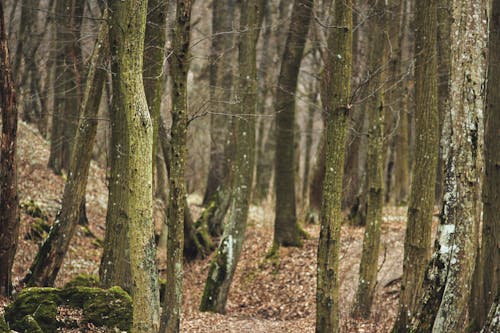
[159,1,192,332]
[199,0,261,314]
[24,11,108,288]
[410,1,486,331]
[0,1,19,297]
[392,0,439,331]
[351,0,389,318]
[274,0,314,247]
[107,1,160,331]
[478,0,500,327]
[315,0,352,331]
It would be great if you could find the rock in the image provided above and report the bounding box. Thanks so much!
[63,274,99,289]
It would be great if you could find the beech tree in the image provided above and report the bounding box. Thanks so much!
[273,0,314,248]
[106,0,160,331]
[24,10,108,287]
[158,0,193,332]
[392,0,439,330]
[351,0,389,318]
[0,0,19,297]
[410,0,487,331]
[200,0,261,313]
[315,0,352,331]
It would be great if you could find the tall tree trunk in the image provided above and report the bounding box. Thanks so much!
[351,0,389,318]
[23,10,108,288]
[199,0,261,314]
[159,1,192,332]
[107,0,160,331]
[0,1,19,297]
[391,0,439,331]
[476,0,500,327]
[47,0,84,174]
[274,0,314,247]
[203,0,237,205]
[315,0,352,331]
[410,1,487,331]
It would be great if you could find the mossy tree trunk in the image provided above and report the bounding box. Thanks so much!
[391,0,439,331]
[351,0,389,318]
[0,1,19,297]
[475,0,500,327]
[159,1,192,332]
[24,10,108,287]
[274,0,313,247]
[315,0,352,331]
[410,1,486,331]
[106,1,160,331]
[203,0,237,206]
[199,0,261,314]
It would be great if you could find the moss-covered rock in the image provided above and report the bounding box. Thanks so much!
[6,285,132,332]
[63,274,99,289]
[83,286,132,330]
[16,315,44,333]
[4,287,60,332]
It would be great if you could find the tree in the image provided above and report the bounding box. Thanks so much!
[0,0,19,297]
[315,0,352,331]
[107,0,160,331]
[475,0,500,327]
[47,0,84,174]
[23,9,108,287]
[199,0,261,313]
[410,0,487,331]
[391,0,439,331]
[351,0,389,318]
[273,0,314,248]
[159,1,192,332]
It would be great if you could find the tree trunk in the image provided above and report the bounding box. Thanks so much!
[391,0,439,331]
[107,0,160,331]
[0,1,19,297]
[315,0,352,331]
[203,0,237,205]
[476,0,500,327]
[273,0,313,247]
[351,0,389,318]
[199,0,261,313]
[410,1,487,331]
[47,0,84,174]
[159,1,192,332]
[24,10,108,287]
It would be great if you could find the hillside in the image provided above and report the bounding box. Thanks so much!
[1,121,409,332]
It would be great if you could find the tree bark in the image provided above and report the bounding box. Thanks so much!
[476,0,500,327]
[199,0,261,314]
[106,1,160,331]
[24,10,108,288]
[410,1,487,331]
[351,0,389,318]
[159,1,192,332]
[391,0,439,331]
[0,1,19,297]
[315,0,352,331]
[274,0,313,247]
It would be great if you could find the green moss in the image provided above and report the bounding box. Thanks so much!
[63,274,99,289]
[5,287,61,332]
[0,314,9,333]
[25,218,51,241]
[16,315,44,333]
[20,200,48,220]
[82,286,132,331]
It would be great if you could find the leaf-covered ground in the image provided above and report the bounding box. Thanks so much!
[1,122,413,332]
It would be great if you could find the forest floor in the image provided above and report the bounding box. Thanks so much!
[0,121,417,332]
